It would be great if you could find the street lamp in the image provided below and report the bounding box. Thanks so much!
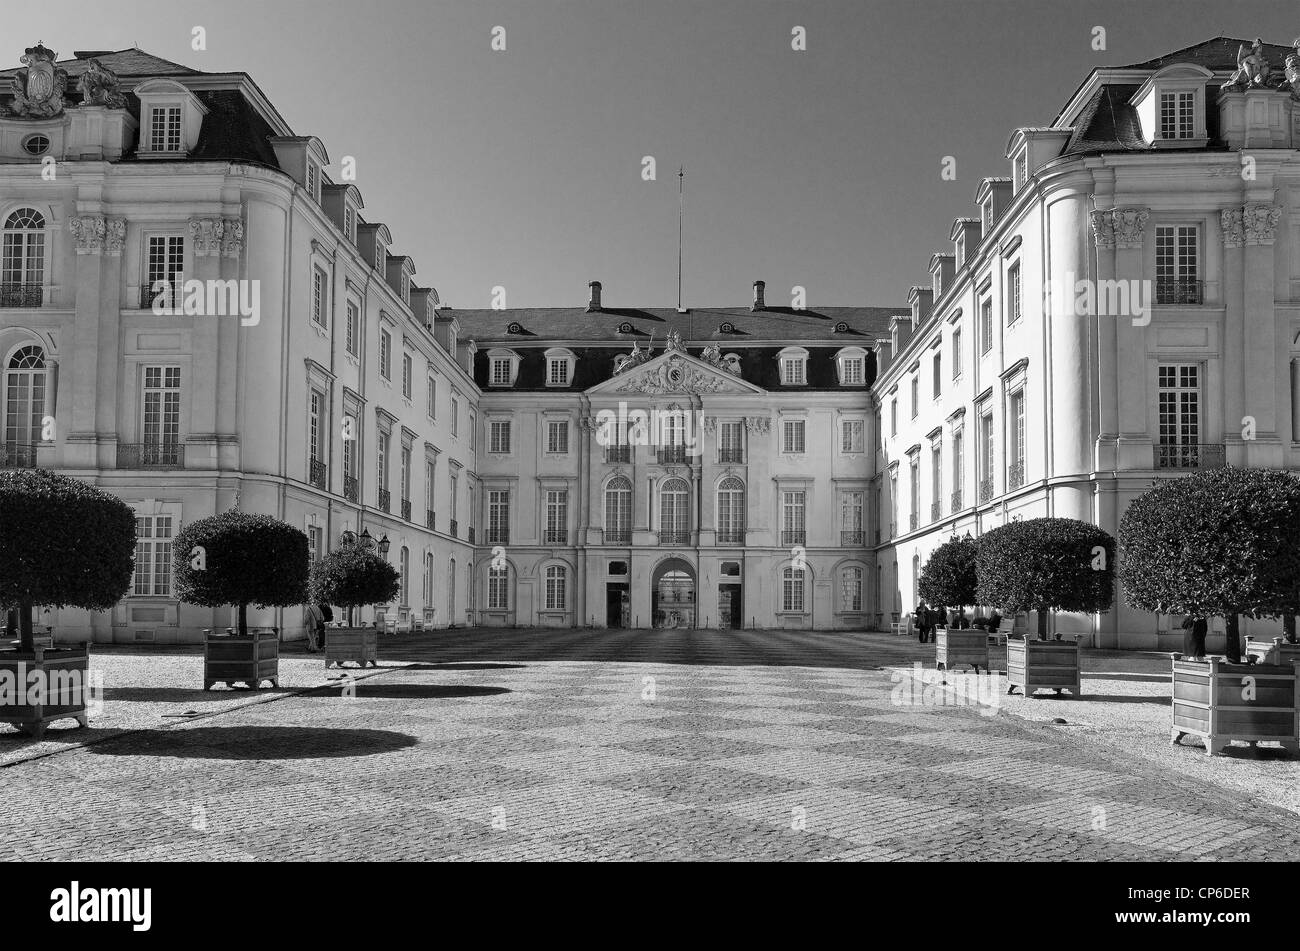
[377,534,390,558]
[358,528,375,552]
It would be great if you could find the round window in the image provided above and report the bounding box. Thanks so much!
[835,321,849,333]
[719,321,734,334]
[618,322,633,334]
[21,134,50,156]
[506,321,522,334]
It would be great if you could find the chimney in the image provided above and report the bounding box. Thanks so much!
[751,280,766,311]
[587,280,602,312]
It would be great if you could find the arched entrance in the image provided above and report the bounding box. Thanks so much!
[651,558,695,629]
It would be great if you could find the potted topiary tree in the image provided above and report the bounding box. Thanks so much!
[1119,468,1300,756]
[977,517,1115,698]
[308,545,400,669]
[173,511,309,690]
[0,470,135,737]
[919,535,987,675]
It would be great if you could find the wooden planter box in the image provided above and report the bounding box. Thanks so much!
[203,628,279,690]
[325,627,379,669]
[0,646,91,739]
[1172,655,1299,757]
[935,628,989,674]
[1007,636,1082,697]
[1244,636,1300,668]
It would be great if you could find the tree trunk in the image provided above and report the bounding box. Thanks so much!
[1285,613,1297,645]
[1224,612,1241,663]
[18,600,34,653]
[237,602,248,637]
[1036,608,1048,640]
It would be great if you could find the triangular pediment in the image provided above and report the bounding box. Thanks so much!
[588,349,763,396]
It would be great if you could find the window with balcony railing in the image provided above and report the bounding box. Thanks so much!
[781,530,806,546]
[951,489,963,513]
[1,443,38,468]
[1155,279,1202,305]
[117,443,184,468]
[718,448,744,464]
[0,284,42,308]
[343,476,359,502]
[930,501,941,522]
[660,531,690,545]
[657,445,687,464]
[426,509,436,530]
[1007,461,1025,490]
[978,477,994,503]
[841,530,865,546]
[401,498,412,521]
[486,528,508,545]
[717,528,745,544]
[378,489,391,513]
[1155,443,1224,469]
[605,445,631,463]
[544,529,567,544]
[309,458,327,490]
[449,518,458,537]
[908,513,918,532]
[605,530,630,543]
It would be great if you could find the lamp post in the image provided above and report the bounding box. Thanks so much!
[378,534,390,559]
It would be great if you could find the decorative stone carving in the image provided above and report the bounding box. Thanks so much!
[698,344,742,377]
[1109,207,1149,250]
[702,416,716,434]
[1089,209,1115,249]
[3,43,68,118]
[220,217,244,258]
[1242,203,1282,245]
[744,416,771,435]
[104,217,126,256]
[614,355,732,394]
[1224,38,1271,90]
[1221,207,1245,249]
[612,338,653,375]
[190,217,225,256]
[76,58,126,108]
[68,216,106,255]
[665,329,686,353]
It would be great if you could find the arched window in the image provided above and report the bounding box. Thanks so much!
[3,345,47,459]
[782,566,806,612]
[840,566,863,611]
[604,476,631,542]
[488,562,511,610]
[545,565,567,610]
[717,476,745,543]
[2,209,46,305]
[660,478,690,543]
[399,546,409,606]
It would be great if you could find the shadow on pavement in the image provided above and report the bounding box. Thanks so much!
[101,687,256,703]
[319,684,511,700]
[400,663,528,671]
[84,726,419,760]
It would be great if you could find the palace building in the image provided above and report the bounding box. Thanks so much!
[3,37,1300,646]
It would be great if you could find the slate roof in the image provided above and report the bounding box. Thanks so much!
[1119,36,1294,71]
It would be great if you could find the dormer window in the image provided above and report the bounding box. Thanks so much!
[777,347,808,386]
[836,347,867,386]
[343,206,355,243]
[135,80,208,159]
[1129,64,1211,148]
[148,106,182,152]
[955,232,966,266]
[374,238,384,270]
[1013,149,1028,191]
[982,202,993,234]
[1160,91,1195,139]
[305,162,320,202]
[488,349,520,387]
[545,348,576,387]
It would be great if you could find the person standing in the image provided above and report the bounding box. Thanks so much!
[915,602,931,643]
[1181,615,1207,659]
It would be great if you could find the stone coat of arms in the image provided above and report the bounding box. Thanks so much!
[4,43,68,118]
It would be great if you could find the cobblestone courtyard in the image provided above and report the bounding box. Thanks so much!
[2,629,1298,861]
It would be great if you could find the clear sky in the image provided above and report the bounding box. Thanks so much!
[6,0,1300,308]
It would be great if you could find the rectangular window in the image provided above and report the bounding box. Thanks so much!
[952,328,962,379]
[342,429,355,481]
[841,357,864,385]
[400,446,411,502]
[719,421,744,462]
[890,399,897,436]
[1157,364,1201,467]
[932,352,942,398]
[449,473,459,520]
[1006,262,1021,324]
[1155,225,1200,304]
[146,235,185,307]
[490,420,511,454]
[546,420,568,454]
[469,412,476,452]
[1015,150,1028,190]
[345,301,359,356]
[133,515,173,596]
[308,390,324,462]
[782,491,806,537]
[425,459,436,513]
[402,353,412,399]
[909,456,920,523]
[488,490,509,542]
[546,490,568,541]
[1010,390,1025,468]
[141,366,181,458]
[310,267,328,327]
[149,107,182,152]
[931,443,942,505]
[490,358,512,386]
[450,397,459,436]
[379,328,392,380]
[840,491,864,534]
[426,375,436,418]
[377,430,389,493]
[548,359,569,386]
[343,206,355,243]
[307,524,323,563]
[783,358,806,385]
[910,377,919,418]
[840,567,863,612]
[783,569,805,612]
[488,567,509,609]
[782,419,806,454]
[306,163,319,201]
[545,568,567,610]
[841,419,864,453]
[979,298,993,354]
[979,410,994,485]
[952,431,965,501]
[1160,91,1196,139]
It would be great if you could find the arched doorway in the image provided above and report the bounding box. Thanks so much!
[651,557,695,629]
[3,344,46,467]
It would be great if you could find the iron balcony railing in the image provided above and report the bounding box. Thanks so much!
[485,529,509,545]
[401,498,412,521]
[1155,443,1226,470]
[343,476,359,502]
[1155,279,1203,305]
[1,443,38,468]
[1008,461,1025,490]
[605,445,631,463]
[544,529,567,544]
[605,529,631,544]
[908,513,918,532]
[781,530,806,546]
[468,527,475,544]
[931,501,942,522]
[657,446,687,464]
[951,489,963,513]
[426,509,436,530]
[378,489,391,513]
[449,519,458,538]
[841,531,865,546]
[718,529,746,544]
[309,458,327,490]
[718,448,745,464]
[873,529,881,546]
[660,531,690,545]
[978,477,994,504]
[0,283,42,308]
[117,442,184,468]
[140,284,184,310]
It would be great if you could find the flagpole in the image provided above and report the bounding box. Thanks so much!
[677,166,684,313]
